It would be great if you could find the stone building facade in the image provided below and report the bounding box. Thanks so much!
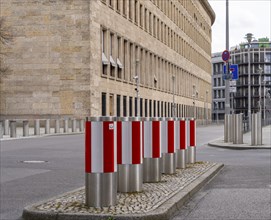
[0,0,215,120]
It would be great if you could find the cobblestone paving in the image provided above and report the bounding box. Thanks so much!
[34,162,216,215]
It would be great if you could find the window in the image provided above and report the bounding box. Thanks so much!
[157,101,160,117]
[102,29,109,75]
[145,99,148,117]
[117,95,121,117]
[135,97,138,116]
[110,33,116,77]
[102,93,106,116]
[123,96,127,116]
[129,96,133,116]
[117,37,123,78]
[154,100,156,117]
[149,100,152,117]
[123,0,127,17]
[140,98,143,117]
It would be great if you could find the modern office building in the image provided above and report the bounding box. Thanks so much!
[212,38,271,121]
[0,0,215,121]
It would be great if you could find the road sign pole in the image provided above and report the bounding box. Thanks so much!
[225,0,230,115]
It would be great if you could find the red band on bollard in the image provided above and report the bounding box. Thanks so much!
[180,120,186,150]
[167,121,175,153]
[117,121,122,164]
[85,121,91,173]
[152,121,160,158]
[103,121,115,173]
[132,121,141,164]
[190,120,196,147]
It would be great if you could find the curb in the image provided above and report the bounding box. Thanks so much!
[208,142,271,150]
[22,163,224,220]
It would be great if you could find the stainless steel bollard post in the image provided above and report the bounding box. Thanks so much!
[143,117,162,183]
[251,113,262,145]
[233,114,243,144]
[0,121,3,139]
[72,119,77,132]
[55,119,60,133]
[80,119,84,132]
[176,118,187,169]
[34,119,40,135]
[116,117,143,192]
[161,117,176,174]
[64,119,69,133]
[4,119,9,135]
[224,114,233,142]
[23,120,29,137]
[85,117,117,208]
[187,118,196,164]
[10,121,16,138]
[45,119,50,134]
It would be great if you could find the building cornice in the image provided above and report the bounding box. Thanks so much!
[200,0,216,25]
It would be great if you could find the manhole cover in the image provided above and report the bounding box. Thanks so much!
[20,160,48,164]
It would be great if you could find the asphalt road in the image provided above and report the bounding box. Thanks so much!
[1,124,270,220]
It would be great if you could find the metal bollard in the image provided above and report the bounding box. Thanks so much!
[160,117,176,174]
[187,118,196,164]
[116,117,143,192]
[4,119,9,135]
[10,121,17,138]
[85,116,117,208]
[64,119,69,133]
[251,113,262,145]
[45,119,50,134]
[0,121,3,138]
[143,117,162,183]
[72,119,77,132]
[80,119,84,132]
[224,114,234,142]
[23,120,29,137]
[233,114,243,144]
[34,119,40,135]
[55,119,60,133]
[176,118,187,169]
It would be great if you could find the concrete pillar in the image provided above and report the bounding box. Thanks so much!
[34,119,40,135]
[55,119,60,133]
[80,119,84,132]
[72,119,77,132]
[4,119,9,135]
[23,120,29,137]
[10,121,17,138]
[45,119,50,134]
[0,121,3,139]
[64,119,69,133]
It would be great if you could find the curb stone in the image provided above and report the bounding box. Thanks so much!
[22,163,224,220]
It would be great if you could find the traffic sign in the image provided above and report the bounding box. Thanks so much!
[223,64,239,80]
[229,87,237,93]
[222,50,230,62]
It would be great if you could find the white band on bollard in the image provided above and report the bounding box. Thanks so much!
[117,120,143,165]
[85,120,117,173]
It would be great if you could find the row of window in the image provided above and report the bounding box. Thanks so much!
[101,0,211,72]
[102,28,210,98]
[101,92,210,119]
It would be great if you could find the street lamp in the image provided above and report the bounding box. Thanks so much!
[215,101,218,124]
[192,84,198,118]
[134,60,140,117]
[172,75,176,117]
[258,66,263,117]
[206,90,209,124]
[245,33,253,130]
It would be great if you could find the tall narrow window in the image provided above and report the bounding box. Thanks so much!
[149,100,152,117]
[140,98,143,117]
[153,100,156,117]
[161,101,163,117]
[102,29,109,75]
[123,0,127,17]
[145,99,148,117]
[157,101,160,117]
[135,0,138,24]
[129,97,133,116]
[110,33,116,77]
[140,4,143,27]
[123,96,127,116]
[117,95,121,117]
[117,37,123,79]
[135,97,138,116]
[102,93,106,116]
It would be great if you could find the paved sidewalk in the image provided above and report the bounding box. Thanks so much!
[23,162,223,220]
[208,125,271,150]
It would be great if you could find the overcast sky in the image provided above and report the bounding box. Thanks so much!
[208,0,271,53]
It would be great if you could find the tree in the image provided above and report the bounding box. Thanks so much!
[0,18,12,75]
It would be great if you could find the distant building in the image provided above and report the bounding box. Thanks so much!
[0,0,215,121]
[212,38,271,121]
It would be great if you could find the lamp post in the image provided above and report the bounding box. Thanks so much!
[215,101,218,124]
[192,84,197,118]
[172,75,176,117]
[245,33,253,130]
[258,66,263,117]
[206,90,209,124]
[134,60,140,117]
